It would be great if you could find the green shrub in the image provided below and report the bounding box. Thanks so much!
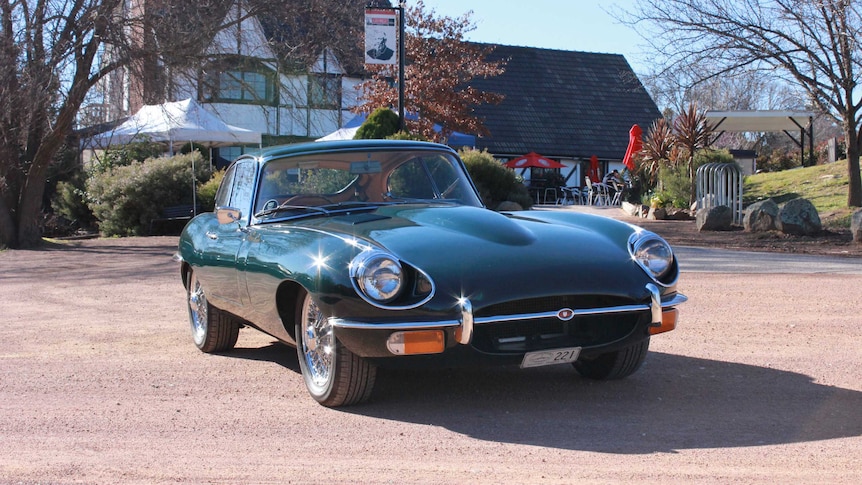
[460,148,533,209]
[655,149,736,208]
[757,150,799,172]
[197,169,225,212]
[52,171,97,230]
[91,139,165,173]
[86,152,210,236]
[655,165,692,209]
[354,107,400,139]
[386,131,427,141]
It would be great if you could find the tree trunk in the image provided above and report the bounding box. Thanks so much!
[0,190,16,249]
[846,123,862,207]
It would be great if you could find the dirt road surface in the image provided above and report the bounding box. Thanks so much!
[2,235,861,484]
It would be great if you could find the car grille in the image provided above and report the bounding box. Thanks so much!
[471,295,645,354]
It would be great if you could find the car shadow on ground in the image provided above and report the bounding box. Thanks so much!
[360,352,862,454]
[219,341,862,454]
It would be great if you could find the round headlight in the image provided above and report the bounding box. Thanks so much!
[631,233,674,280]
[350,251,403,302]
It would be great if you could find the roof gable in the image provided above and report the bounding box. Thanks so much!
[469,45,660,160]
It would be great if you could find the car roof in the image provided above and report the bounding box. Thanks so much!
[239,139,458,163]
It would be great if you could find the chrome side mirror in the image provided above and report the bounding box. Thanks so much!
[216,207,242,225]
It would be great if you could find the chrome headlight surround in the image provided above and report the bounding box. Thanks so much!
[629,231,677,286]
[349,250,404,305]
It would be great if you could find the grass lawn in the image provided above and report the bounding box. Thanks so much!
[744,159,858,228]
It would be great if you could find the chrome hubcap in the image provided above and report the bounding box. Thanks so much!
[302,297,333,389]
[189,278,207,345]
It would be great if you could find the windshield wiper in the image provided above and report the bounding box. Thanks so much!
[254,204,330,219]
[254,201,381,220]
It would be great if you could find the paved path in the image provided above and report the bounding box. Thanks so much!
[674,246,862,274]
[539,204,862,274]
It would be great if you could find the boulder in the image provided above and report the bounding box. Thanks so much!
[647,206,667,220]
[777,198,822,236]
[851,209,862,244]
[621,201,646,218]
[496,200,524,212]
[743,199,779,232]
[666,208,695,220]
[696,205,733,231]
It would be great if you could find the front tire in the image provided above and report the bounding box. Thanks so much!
[186,270,239,353]
[573,338,649,380]
[296,291,376,407]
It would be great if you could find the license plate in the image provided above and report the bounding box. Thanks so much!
[520,347,581,369]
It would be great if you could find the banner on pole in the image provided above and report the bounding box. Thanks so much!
[364,9,398,65]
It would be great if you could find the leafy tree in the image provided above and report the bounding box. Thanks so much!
[673,104,712,205]
[622,0,862,207]
[354,107,401,139]
[640,117,676,189]
[357,0,505,142]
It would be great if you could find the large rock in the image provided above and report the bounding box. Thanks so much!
[777,198,822,236]
[743,199,779,232]
[666,208,695,220]
[852,209,862,244]
[647,206,667,220]
[696,205,733,231]
[496,200,523,211]
[621,201,647,218]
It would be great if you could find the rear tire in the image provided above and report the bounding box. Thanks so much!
[573,338,649,380]
[295,291,376,407]
[186,270,239,353]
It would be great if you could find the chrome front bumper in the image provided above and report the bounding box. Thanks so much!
[330,284,688,346]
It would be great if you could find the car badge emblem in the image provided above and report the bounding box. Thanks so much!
[557,308,574,321]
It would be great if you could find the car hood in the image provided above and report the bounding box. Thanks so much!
[295,205,665,308]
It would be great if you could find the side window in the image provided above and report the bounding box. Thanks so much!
[214,160,256,221]
[214,164,237,208]
[229,161,256,221]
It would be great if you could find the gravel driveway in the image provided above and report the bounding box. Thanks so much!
[1,235,861,484]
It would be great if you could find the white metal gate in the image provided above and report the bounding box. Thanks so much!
[695,163,743,224]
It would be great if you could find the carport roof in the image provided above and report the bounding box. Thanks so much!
[705,110,814,132]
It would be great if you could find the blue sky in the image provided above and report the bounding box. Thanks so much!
[422,1,648,72]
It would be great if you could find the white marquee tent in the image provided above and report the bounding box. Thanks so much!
[85,98,261,151]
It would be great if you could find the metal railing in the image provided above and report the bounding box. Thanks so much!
[696,162,743,224]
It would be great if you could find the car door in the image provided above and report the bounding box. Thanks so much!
[199,159,257,313]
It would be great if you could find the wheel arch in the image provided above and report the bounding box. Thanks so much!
[276,280,305,342]
[180,261,192,290]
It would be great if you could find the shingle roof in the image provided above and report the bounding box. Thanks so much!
[468,44,661,161]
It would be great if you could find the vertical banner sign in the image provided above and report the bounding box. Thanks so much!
[364,9,398,65]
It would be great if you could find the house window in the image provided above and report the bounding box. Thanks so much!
[309,74,341,109]
[202,61,277,106]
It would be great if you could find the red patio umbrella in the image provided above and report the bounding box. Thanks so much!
[587,155,601,182]
[504,151,565,169]
[622,124,643,171]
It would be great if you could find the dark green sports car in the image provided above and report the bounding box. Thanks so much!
[176,139,686,407]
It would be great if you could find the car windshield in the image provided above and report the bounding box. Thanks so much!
[254,149,482,214]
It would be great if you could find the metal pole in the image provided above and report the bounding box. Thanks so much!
[398,2,405,132]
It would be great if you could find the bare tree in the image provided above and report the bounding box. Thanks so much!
[0,0,351,248]
[357,0,505,142]
[622,0,862,207]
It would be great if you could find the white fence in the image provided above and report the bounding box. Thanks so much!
[696,163,744,224]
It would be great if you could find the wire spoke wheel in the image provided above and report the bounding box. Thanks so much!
[186,270,239,353]
[296,291,377,407]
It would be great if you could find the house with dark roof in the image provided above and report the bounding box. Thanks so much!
[468,44,661,186]
[87,1,660,184]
